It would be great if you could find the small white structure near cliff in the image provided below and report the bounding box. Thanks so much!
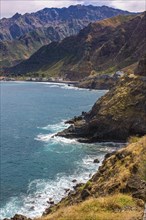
[114,71,124,77]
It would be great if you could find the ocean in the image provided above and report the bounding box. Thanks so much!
[0,81,121,218]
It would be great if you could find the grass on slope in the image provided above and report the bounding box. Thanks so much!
[39,59,65,77]
[36,194,143,220]
[127,136,146,182]
[36,137,146,220]
[93,14,136,29]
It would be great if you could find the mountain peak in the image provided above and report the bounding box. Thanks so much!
[0,5,133,67]
[69,4,83,8]
[12,13,21,20]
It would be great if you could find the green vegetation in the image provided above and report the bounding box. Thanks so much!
[39,59,66,77]
[98,66,117,75]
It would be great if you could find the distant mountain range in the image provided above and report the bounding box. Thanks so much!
[4,12,146,81]
[0,5,132,67]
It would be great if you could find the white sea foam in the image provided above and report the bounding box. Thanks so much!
[0,144,121,219]
[49,85,60,88]
[36,120,79,146]
[39,120,68,132]
[41,82,92,91]
[4,81,108,93]
[0,153,105,219]
[35,133,54,142]
[35,121,124,151]
[60,84,86,91]
[0,120,123,219]
[35,134,78,145]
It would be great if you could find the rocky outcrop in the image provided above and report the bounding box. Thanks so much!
[44,136,146,215]
[57,56,146,142]
[135,54,146,76]
[0,5,132,67]
[77,72,123,90]
[3,214,32,220]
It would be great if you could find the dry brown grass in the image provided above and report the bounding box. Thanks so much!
[35,137,146,220]
[36,194,143,220]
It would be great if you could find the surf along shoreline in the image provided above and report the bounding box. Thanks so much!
[3,136,146,220]
[0,75,117,91]
[0,76,78,85]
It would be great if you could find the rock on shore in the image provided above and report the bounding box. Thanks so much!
[3,214,32,220]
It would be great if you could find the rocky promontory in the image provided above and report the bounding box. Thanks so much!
[77,71,124,90]
[57,57,146,143]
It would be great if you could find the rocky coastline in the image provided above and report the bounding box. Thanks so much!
[57,72,146,143]
[43,136,146,215]
[3,56,146,220]
[4,136,146,220]
[0,71,123,91]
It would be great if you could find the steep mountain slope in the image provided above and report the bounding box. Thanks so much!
[4,13,145,80]
[0,5,132,66]
[57,55,146,142]
[0,29,52,67]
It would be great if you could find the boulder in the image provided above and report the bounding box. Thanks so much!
[81,189,91,200]
[4,214,32,220]
[72,179,77,183]
[93,158,100,163]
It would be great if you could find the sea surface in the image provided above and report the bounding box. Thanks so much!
[0,81,121,218]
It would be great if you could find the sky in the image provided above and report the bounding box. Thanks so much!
[1,0,146,18]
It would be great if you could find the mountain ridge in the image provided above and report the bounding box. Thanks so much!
[0,4,131,41]
[4,12,146,81]
[0,5,133,67]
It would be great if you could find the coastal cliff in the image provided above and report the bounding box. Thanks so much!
[57,56,146,143]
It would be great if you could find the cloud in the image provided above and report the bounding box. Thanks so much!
[111,0,146,12]
[82,0,145,12]
[1,0,145,18]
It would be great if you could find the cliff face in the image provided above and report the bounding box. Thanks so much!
[57,56,146,142]
[5,12,146,80]
[135,54,146,76]
[0,5,131,67]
